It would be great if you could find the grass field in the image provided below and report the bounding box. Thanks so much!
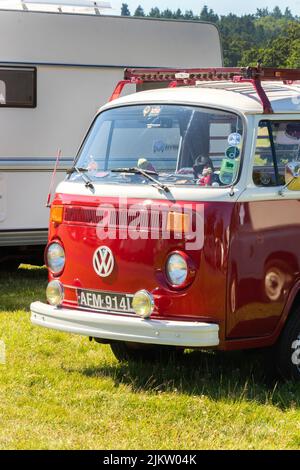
[0,266,300,450]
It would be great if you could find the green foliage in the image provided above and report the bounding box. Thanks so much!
[121,3,130,16]
[200,5,219,23]
[239,22,300,67]
[174,9,183,20]
[134,5,145,17]
[160,9,173,19]
[148,7,160,19]
[184,10,194,21]
[120,4,300,68]
[272,6,283,19]
[284,7,294,20]
[256,8,270,18]
[287,39,300,68]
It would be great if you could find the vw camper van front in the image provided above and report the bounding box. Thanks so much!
[31,99,245,358]
[31,66,300,380]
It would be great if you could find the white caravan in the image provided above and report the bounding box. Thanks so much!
[0,0,222,268]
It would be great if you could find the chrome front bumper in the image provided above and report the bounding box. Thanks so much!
[30,301,220,348]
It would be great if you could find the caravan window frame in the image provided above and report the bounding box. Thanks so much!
[0,66,37,108]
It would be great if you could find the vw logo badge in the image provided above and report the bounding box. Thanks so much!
[93,246,114,278]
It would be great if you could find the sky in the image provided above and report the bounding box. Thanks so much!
[112,0,300,16]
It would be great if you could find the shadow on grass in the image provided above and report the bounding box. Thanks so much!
[0,265,47,311]
[77,348,300,409]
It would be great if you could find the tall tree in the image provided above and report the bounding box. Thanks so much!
[184,10,194,20]
[284,7,293,19]
[174,9,183,19]
[256,8,269,18]
[121,3,130,16]
[161,9,173,19]
[148,7,160,18]
[134,5,145,17]
[200,5,218,23]
[272,6,283,19]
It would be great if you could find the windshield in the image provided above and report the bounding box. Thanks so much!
[72,105,244,188]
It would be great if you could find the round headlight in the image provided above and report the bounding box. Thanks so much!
[46,242,65,275]
[132,290,154,318]
[46,280,64,306]
[166,253,188,287]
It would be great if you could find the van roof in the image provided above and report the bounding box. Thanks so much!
[103,81,300,115]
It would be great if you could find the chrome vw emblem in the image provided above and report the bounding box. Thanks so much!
[93,246,114,278]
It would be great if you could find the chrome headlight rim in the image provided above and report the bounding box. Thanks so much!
[132,289,155,319]
[46,280,64,306]
[165,251,193,289]
[45,240,66,276]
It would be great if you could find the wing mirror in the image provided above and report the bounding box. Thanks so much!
[279,161,300,195]
[285,161,300,190]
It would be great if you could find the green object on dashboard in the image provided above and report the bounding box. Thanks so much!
[219,158,238,185]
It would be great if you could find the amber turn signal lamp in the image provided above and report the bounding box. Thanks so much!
[167,212,190,234]
[50,205,64,224]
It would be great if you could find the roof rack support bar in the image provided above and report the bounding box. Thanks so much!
[109,80,131,102]
[252,78,274,114]
[109,78,143,102]
[233,76,273,114]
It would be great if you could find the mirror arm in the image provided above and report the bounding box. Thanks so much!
[278,177,296,196]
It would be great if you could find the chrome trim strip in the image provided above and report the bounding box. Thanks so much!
[0,157,73,171]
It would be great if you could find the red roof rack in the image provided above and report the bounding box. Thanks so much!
[109,64,300,114]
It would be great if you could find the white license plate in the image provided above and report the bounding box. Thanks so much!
[77,289,134,314]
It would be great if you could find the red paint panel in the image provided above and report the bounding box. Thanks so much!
[49,193,300,349]
[227,200,300,339]
[49,193,235,342]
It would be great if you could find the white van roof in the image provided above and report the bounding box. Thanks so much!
[103,81,300,115]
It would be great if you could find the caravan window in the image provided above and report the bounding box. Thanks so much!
[0,67,36,108]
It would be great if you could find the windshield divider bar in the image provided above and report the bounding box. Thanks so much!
[266,121,280,185]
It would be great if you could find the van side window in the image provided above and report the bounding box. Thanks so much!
[0,67,36,108]
[253,120,300,187]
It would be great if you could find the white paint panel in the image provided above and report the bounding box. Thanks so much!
[0,174,6,222]
[0,67,123,157]
[0,170,66,230]
[56,180,241,203]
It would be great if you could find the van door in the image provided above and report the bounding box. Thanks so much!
[227,119,300,338]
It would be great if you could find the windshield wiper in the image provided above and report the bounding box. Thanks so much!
[67,166,95,193]
[111,167,170,193]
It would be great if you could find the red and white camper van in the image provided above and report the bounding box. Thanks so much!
[31,65,300,380]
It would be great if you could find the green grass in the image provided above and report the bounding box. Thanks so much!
[0,266,300,449]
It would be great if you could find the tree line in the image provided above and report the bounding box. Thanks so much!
[120,4,300,67]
